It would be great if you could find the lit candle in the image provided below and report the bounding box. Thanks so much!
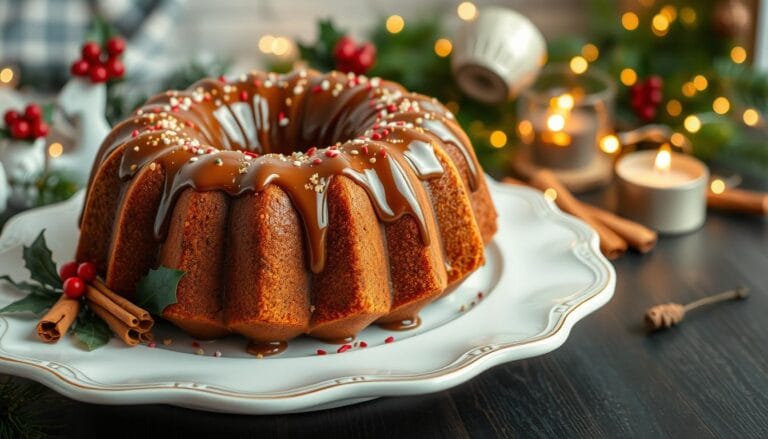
[615,145,708,234]
[530,92,599,168]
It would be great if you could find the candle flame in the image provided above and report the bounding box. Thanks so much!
[654,144,672,172]
[555,93,574,110]
[710,178,726,194]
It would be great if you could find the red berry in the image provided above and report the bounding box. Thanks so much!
[71,59,90,76]
[76,262,97,282]
[89,64,108,83]
[3,110,19,126]
[106,37,126,56]
[646,89,663,106]
[24,104,42,122]
[630,83,644,99]
[10,120,30,139]
[334,36,357,63]
[646,75,663,91]
[81,41,102,62]
[630,94,645,110]
[352,43,376,73]
[638,106,656,122]
[105,58,125,79]
[63,277,85,299]
[31,121,49,138]
[59,261,78,281]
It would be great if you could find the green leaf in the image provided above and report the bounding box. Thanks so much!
[22,230,62,289]
[134,266,185,315]
[73,311,112,351]
[0,293,58,314]
[0,275,58,297]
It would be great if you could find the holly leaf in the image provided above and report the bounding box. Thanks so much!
[0,275,58,297]
[134,266,184,315]
[22,230,62,290]
[0,293,58,314]
[73,311,112,351]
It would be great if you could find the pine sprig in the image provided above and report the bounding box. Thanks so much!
[0,376,66,439]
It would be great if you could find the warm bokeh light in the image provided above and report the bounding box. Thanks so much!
[48,142,63,158]
[693,75,708,91]
[712,96,730,115]
[710,178,726,195]
[670,132,686,147]
[680,7,697,25]
[517,120,534,144]
[543,188,558,201]
[386,15,405,34]
[582,44,599,62]
[0,67,13,84]
[489,130,507,148]
[620,68,637,86]
[652,14,670,36]
[434,38,452,57]
[272,37,291,56]
[622,12,639,30]
[660,5,677,21]
[682,82,697,97]
[599,135,620,154]
[569,56,588,74]
[457,2,478,21]
[743,108,760,126]
[550,132,571,146]
[555,93,575,110]
[731,46,747,64]
[684,115,701,133]
[666,99,682,116]
[654,144,672,172]
[547,114,566,131]
[258,35,274,53]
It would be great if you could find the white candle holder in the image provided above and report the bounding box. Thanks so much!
[616,150,708,234]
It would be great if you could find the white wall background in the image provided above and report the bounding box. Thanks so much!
[179,0,587,59]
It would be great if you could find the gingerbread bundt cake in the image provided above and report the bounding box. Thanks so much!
[76,69,497,345]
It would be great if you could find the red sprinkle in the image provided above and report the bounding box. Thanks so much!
[218,75,227,83]
[278,111,285,121]
[385,336,395,344]
[379,149,387,158]
[316,349,327,355]
[243,151,259,158]
[371,133,382,140]
[240,91,249,101]
[306,146,317,156]
[185,120,195,128]
[312,158,323,165]
[337,344,352,353]
[362,145,369,155]
[131,130,139,138]
[191,341,201,348]
[312,85,323,93]
[253,79,262,87]
[387,104,398,112]
[325,150,339,158]
[381,129,389,136]
[148,342,157,348]
[359,341,368,348]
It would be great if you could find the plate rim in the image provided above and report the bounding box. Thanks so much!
[0,178,615,413]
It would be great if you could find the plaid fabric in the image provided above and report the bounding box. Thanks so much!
[0,0,185,91]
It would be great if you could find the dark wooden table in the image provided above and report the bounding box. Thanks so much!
[2,184,767,438]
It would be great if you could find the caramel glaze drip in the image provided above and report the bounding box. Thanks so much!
[86,69,483,274]
[378,316,422,331]
[246,340,288,357]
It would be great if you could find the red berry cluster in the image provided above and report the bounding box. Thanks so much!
[70,37,126,83]
[333,36,376,75]
[59,260,97,299]
[3,104,49,140]
[630,75,663,122]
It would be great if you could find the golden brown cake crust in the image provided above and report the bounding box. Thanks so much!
[77,69,498,344]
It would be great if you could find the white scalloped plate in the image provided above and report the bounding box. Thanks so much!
[0,178,614,414]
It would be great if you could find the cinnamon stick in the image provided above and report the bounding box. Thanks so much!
[581,204,658,253]
[707,187,768,215]
[89,302,141,346]
[36,295,80,343]
[92,278,153,331]
[529,170,628,260]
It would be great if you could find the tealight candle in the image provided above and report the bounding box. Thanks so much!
[615,145,708,234]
